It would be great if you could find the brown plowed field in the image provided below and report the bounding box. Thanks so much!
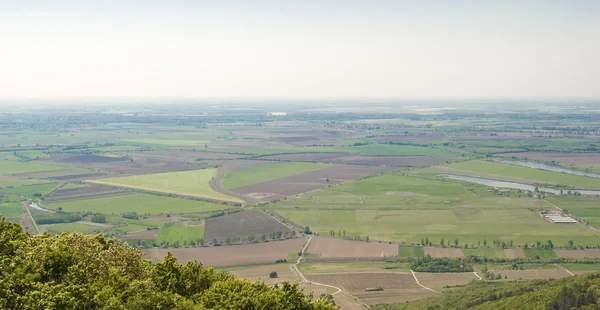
[424,247,465,258]
[335,155,456,167]
[47,186,127,202]
[52,154,130,164]
[144,238,306,267]
[259,153,348,162]
[306,273,436,304]
[504,248,526,259]
[488,269,571,280]
[372,135,445,142]
[414,272,478,292]
[119,229,159,240]
[307,237,398,258]
[46,173,107,181]
[260,153,454,167]
[451,134,548,142]
[203,210,292,241]
[233,165,395,201]
[128,150,243,162]
[502,152,600,165]
[555,249,600,259]
[231,264,299,285]
[204,159,276,173]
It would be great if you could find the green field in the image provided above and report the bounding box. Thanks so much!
[398,245,424,257]
[560,263,600,271]
[44,223,101,234]
[156,223,205,245]
[99,168,243,203]
[221,162,334,190]
[437,160,600,189]
[44,193,230,214]
[298,261,411,274]
[523,248,557,258]
[0,160,64,175]
[0,183,58,197]
[349,144,458,157]
[121,139,212,146]
[271,174,600,246]
[0,178,48,188]
[0,202,23,217]
[462,248,505,258]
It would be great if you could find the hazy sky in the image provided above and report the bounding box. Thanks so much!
[1,0,599,99]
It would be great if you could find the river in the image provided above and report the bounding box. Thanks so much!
[28,201,52,212]
[439,174,600,196]
[501,160,600,179]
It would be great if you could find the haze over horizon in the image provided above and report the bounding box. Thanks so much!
[2,0,599,100]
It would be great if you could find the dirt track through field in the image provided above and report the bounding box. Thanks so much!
[209,167,257,203]
[292,236,342,295]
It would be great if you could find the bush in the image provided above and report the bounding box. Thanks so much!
[269,271,278,278]
[91,214,106,223]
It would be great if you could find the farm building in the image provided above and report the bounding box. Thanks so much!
[544,214,578,224]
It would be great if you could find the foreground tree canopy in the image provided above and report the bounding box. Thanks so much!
[0,217,336,309]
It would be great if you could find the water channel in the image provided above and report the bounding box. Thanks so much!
[500,160,600,179]
[439,174,600,196]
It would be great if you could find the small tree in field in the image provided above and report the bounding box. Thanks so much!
[269,271,278,278]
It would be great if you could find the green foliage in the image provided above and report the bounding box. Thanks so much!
[374,272,600,310]
[410,257,474,273]
[90,214,106,223]
[34,212,83,225]
[398,245,425,257]
[523,248,557,259]
[0,216,335,309]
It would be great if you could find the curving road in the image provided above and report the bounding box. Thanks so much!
[291,236,343,295]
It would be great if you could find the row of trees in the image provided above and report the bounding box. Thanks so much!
[417,237,581,249]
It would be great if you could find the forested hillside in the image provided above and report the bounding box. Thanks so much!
[0,217,335,309]
[373,272,600,310]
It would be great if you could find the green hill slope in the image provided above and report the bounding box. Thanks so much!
[373,273,600,310]
[0,216,335,309]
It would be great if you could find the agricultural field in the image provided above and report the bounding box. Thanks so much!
[203,210,291,242]
[298,261,411,275]
[96,168,243,203]
[156,223,205,246]
[0,202,24,218]
[413,272,479,292]
[271,173,600,246]
[349,144,459,157]
[233,164,394,201]
[0,158,64,175]
[221,162,333,190]
[0,182,59,197]
[523,248,557,259]
[306,237,398,259]
[462,248,506,258]
[43,193,230,214]
[144,238,307,267]
[398,245,425,257]
[306,273,437,305]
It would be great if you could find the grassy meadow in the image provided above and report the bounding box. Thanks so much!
[156,223,205,245]
[43,193,230,214]
[99,168,243,202]
[398,245,425,257]
[270,174,600,246]
[221,162,334,189]
[523,249,557,259]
